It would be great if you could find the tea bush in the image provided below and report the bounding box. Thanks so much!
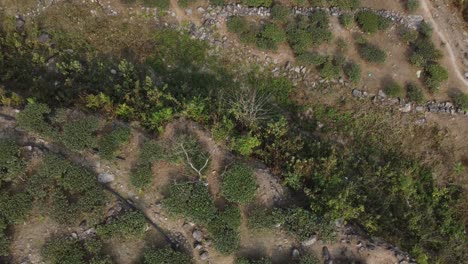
[97,211,147,239]
[355,11,391,34]
[241,0,272,7]
[384,80,404,98]
[61,116,100,151]
[0,138,25,183]
[98,125,132,160]
[17,103,54,137]
[221,163,257,204]
[143,247,191,264]
[406,82,425,103]
[357,42,386,63]
[453,92,468,111]
[339,14,353,28]
[424,63,448,91]
[344,62,361,83]
[271,5,290,23]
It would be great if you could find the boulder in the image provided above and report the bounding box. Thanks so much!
[192,229,203,242]
[98,173,115,183]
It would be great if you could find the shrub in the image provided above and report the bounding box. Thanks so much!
[138,140,165,165]
[336,37,348,52]
[329,0,360,9]
[357,42,386,63]
[279,208,318,240]
[418,21,433,38]
[221,163,257,204]
[241,0,272,7]
[300,255,320,264]
[209,0,225,6]
[319,59,341,80]
[236,257,273,264]
[97,211,147,239]
[400,29,418,43]
[297,52,327,66]
[130,164,153,189]
[173,133,211,176]
[0,233,9,257]
[208,205,242,254]
[258,23,286,46]
[406,82,425,103]
[424,63,448,91]
[406,0,419,12]
[0,138,25,183]
[227,17,249,34]
[409,38,442,67]
[143,247,191,264]
[231,134,261,157]
[344,62,361,83]
[164,182,217,224]
[98,125,132,160]
[142,0,170,9]
[247,206,278,229]
[42,237,86,264]
[384,80,404,98]
[339,14,353,28]
[17,103,54,137]
[286,11,332,53]
[355,11,390,34]
[453,92,468,111]
[178,0,191,8]
[271,5,290,23]
[61,116,99,151]
[0,191,32,224]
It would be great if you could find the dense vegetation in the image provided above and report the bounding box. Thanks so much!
[0,4,466,263]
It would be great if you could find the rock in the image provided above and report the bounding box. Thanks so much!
[465,72,468,79]
[185,9,192,15]
[415,106,425,112]
[192,230,203,242]
[197,7,205,13]
[38,33,51,43]
[378,90,387,98]
[16,18,25,30]
[292,248,300,258]
[110,69,117,74]
[352,89,363,98]
[322,246,332,261]
[399,103,412,113]
[98,173,115,183]
[194,242,203,250]
[416,70,422,78]
[200,251,209,260]
[302,235,317,247]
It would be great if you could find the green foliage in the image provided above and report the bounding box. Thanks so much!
[138,141,165,165]
[0,233,9,257]
[227,17,249,34]
[208,205,242,254]
[286,11,332,54]
[164,182,217,224]
[424,63,448,91]
[339,14,353,28]
[384,80,404,98]
[406,0,420,12]
[418,21,433,38]
[256,23,287,50]
[42,237,86,264]
[241,0,272,7]
[297,52,327,66]
[406,82,425,103]
[453,92,468,111]
[97,211,147,239]
[143,247,191,264]
[209,0,225,5]
[409,38,442,67]
[61,116,100,151]
[98,125,131,160]
[328,0,360,9]
[278,208,318,240]
[221,163,257,204]
[357,42,386,63]
[42,237,110,264]
[344,61,361,83]
[355,11,391,34]
[235,257,273,264]
[130,164,153,189]
[299,254,320,264]
[271,5,290,23]
[319,58,341,80]
[247,206,278,229]
[400,29,419,43]
[0,138,25,183]
[28,154,106,224]
[17,103,54,137]
[0,191,32,224]
[142,0,170,9]
[177,0,192,8]
[231,134,261,157]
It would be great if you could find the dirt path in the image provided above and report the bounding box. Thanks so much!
[420,0,468,91]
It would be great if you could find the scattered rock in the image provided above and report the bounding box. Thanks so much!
[185,9,192,16]
[352,89,363,98]
[192,229,203,242]
[301,235,317,247]
[399,103,412,113]
[292,248,300,258]
[200,251,209,260]
[378,90,387,98]
[38,33,51,43]
[98,173,115,183]
[322,246,331,261]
